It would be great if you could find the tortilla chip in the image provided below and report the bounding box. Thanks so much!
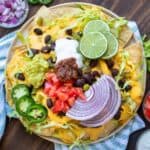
[51,6,82,16]
[119,26,133,47]
[125,42,143,64]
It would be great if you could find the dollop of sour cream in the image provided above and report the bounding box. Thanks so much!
[55,38,83,68]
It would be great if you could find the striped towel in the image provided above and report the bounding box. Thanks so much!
[0,22,145,150]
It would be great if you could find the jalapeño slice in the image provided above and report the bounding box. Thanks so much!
[39,0,53,5]
[11,84,30,101]
[16,96,35,116]
[28,0,39,5]
[27,104,48,123]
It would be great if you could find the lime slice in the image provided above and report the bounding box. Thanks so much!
[102,32,118,59]
[83,20,110,35]
[80,32,107,59]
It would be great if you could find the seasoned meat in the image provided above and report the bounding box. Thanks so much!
[55,58,78,82]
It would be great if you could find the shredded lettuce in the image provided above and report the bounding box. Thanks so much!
[126,98,137,112]
[142,35,150,72]
[64,7,100,31]
[34,121,71,133]
[143,35,150,58]
[115,51,129,88]
[16,32,34,57]
[69,133,90,150]
[17,32,30,50]
[108,17,128,37]
[147,60,150,72]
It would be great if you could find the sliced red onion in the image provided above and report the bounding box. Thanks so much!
[81,76,121,127]
[66,76,110,120]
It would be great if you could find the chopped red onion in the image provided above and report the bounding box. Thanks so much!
[0,5,5,14]
[0,0,27,26]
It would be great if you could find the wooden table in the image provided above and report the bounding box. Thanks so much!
[0,0,150,150]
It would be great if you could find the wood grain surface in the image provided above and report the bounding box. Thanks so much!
[0,0,150,150]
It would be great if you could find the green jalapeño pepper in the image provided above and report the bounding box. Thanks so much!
[28,0,39,5]
[39,0,53,5]
[16,96,35,116]
[11,84,30,101]
[27,104,48,123]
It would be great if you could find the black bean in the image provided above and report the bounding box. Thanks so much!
[47,58,56,67]
[77,32,83,37]
[125,85,132,91]
[34,28,43,35]
[92,71,100,77]
[47,98,53,108]
[77,68,83,77]
[111,68,119,77]
[44,35,51,44]
[90,59,98,67]
[30,48,39,55]
[29,85,33,92]
[74,78,85,87]
[57,111,66,117]
[14,73,25,81]
[66,37,72,40]
[50,41,56,50]
[41,46,51,53]
[66,29,73,36]
[114,108,122,120]
[82,73,93,85]
[106,60,114,69]
[118,79,126,88]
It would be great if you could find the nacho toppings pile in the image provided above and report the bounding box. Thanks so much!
[6,5,143,145]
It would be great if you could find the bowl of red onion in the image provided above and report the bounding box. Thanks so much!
[0,0,29,28]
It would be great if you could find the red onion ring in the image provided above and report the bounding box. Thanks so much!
[81,75,121,127]
[66,76,110,120]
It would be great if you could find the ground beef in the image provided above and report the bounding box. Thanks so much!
[55,58,78,82]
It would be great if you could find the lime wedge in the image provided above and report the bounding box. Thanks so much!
[83,20,110,35]
[102,32,118,59]
[80,32,107,59]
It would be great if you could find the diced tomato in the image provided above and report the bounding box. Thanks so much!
[59,86,69,93]
[51,75,61,87]
[45,72,55,81]
[147,95,150,101]
[44,82,52,94]
[145,99,150,109]
[57,92,69,101]
[63,102,70,112]
[68,97,76,106]
[68,88,77,97]
[44,73,86,113]
[64,82,73,87]
[76,88,86,100]
[52,100,63,113]
[144,108,150,120]
[48,88,57,97]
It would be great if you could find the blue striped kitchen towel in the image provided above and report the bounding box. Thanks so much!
[0,22,145,150]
